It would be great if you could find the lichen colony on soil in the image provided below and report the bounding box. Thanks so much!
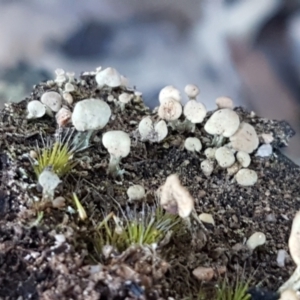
[0,66,299,300]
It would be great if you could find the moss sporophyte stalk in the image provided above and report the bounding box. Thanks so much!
[73,193,87,221]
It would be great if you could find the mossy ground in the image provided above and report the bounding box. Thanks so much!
[0,73,298,299]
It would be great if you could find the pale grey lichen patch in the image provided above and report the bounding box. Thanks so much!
[38,167,61,200]
[255,144,273,157]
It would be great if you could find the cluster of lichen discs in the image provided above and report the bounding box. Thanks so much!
[26,66,275,204]
[25,67,133,201]
[26,67,140,183]
[150,83,274,186]
[201,97,274,186]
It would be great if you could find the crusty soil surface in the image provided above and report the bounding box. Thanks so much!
[0,73,298,300]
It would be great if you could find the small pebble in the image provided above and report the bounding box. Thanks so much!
[246,232,266,250]
[199,213,215,225]
[256,144,272,157]
[29,150,38,159]
[261,133,274,144]
[52,196,66,208]
[192,267,214,281]
[193,266,226,281]
[277,249,287,267]
[265,213,277,222]
[54,234,66,246]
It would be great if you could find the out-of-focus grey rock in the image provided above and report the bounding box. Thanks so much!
[1,0,300,161]
[0,62,50,105]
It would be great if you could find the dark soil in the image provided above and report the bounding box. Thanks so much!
[0,72,298,300]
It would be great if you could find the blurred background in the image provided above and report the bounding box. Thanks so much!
[0,0,300,162]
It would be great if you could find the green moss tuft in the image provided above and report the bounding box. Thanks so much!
[183,277,251,300]
[33,141,77,177]
[93,206,181,255]
[215,278,250,300]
